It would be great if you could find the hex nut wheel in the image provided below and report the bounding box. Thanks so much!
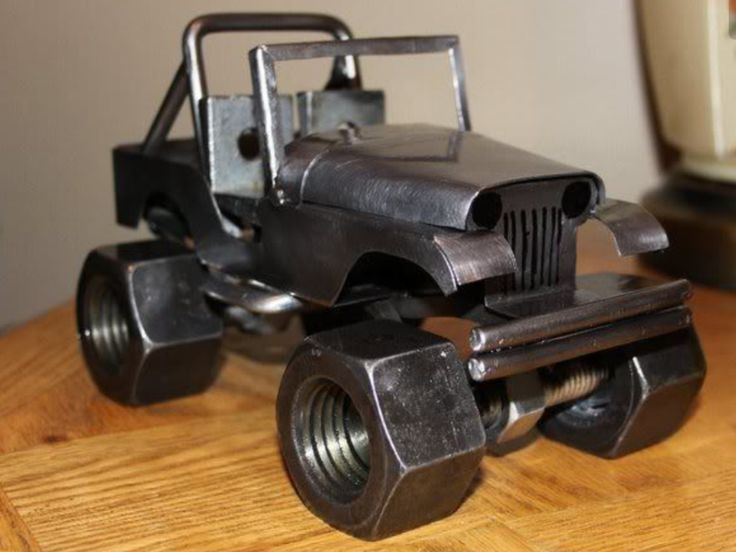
[539,329,706,458]
[77,240,223,405]
[277,320,486,540]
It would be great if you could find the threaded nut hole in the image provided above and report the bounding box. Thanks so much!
[84,278,130,374]
[298,379,371,502]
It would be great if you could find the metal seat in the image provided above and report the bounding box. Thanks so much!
[297,89,384,135]
[203,94,294,197]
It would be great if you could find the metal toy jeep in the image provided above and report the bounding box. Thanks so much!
[76,13,706,540]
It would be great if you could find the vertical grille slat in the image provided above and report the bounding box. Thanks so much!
[548,207,556,286]
[541,207,548,286]
[520,210,528,291]
[510,211,517,292]
[531,209,538,289]
[502,213,510,294]
[501,205,565,294]
[556,208,563,284]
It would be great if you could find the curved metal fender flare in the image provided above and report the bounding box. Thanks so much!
[592,198,669,256]
[432,231,518,287]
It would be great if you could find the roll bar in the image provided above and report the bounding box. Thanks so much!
[142,13,361,160]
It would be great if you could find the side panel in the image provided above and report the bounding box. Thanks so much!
[256,202,516,305]
[113,144,258,274]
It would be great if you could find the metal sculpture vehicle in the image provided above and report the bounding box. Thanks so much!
[76,13,706,540]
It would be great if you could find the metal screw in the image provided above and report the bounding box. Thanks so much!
[542,362,609,408]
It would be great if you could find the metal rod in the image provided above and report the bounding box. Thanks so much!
[470,279,691,353]
[449,43,471,131]
[260,35,460,61]
[467,306,692,382]
[142,63,188,155]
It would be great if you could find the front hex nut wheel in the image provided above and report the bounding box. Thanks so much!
[277,320,486,540]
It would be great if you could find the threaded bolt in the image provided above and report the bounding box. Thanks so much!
[542,362,609,408]
[476,362,610,434]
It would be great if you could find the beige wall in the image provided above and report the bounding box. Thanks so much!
[0,0,659,330]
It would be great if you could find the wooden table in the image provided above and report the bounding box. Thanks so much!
[1,225,735,551]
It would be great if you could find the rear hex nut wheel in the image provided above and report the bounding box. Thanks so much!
[277,320,486,540]
[77,240,224,405]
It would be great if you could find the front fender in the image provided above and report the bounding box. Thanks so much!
[257,202,517,305]
[433,231,517,286]
[592,199,669,256]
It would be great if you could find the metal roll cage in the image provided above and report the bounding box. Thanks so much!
[142,13,362,160]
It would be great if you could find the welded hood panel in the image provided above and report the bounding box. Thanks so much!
[282,124,602,230]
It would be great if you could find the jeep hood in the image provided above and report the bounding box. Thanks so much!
[281,124,602,230]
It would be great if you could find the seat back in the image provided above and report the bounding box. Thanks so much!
[297,90,384,135]
[203,95,294,197]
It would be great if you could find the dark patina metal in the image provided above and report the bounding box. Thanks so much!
[77,240,223,405]
[76,12,707,540]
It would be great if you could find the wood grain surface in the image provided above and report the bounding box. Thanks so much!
[1,225,735,551]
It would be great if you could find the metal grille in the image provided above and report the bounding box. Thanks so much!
[501,207,564,292]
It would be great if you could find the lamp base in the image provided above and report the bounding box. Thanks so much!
[642,171,736,289]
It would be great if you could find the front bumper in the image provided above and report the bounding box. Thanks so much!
[468,273,692,381]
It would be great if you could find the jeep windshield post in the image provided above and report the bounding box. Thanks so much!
[248,35,470,196]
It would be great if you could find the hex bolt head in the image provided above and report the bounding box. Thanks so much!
[484,371,546,444]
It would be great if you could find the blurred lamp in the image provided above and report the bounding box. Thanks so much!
[640,0,736,288]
